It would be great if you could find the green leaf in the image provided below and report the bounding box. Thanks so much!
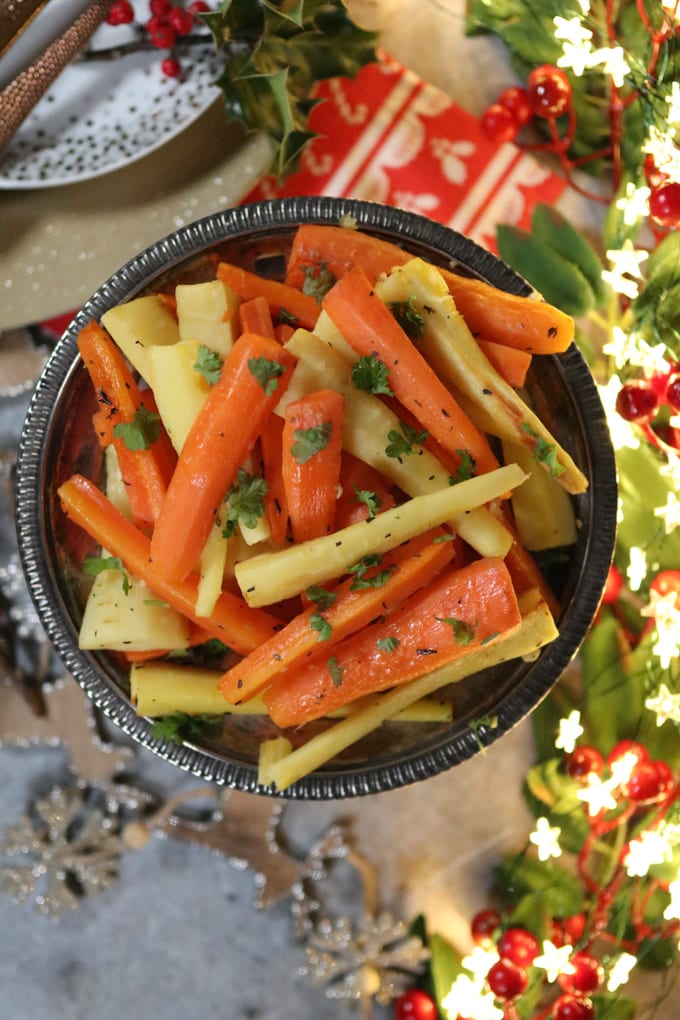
[495,853,585,920]
[449,450,475,484]
[83,555,130,595]
[376,636,399,653]
[310,613,332,642]
[194,344,224,385]
[351,353,394,396]
[113,405,160,451]
[428,932,464,1011]
[300,261,337,301]
[291,420,333,464]
[385,421,430,461]
[497,224,597,317]
[589,994,636,1020]
[387,295,425,339]
[435,616,476,645]
[327,655,344,688]
[347,553,396,591]
[353,486,381,521]
[531,203,607,306]
[520,422,565,478]
[151,712,224,744]
[223,468,268,537]
[248,356,286,396]
[305,584,338,611]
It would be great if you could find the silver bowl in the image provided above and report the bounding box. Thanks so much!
[15,196,618,798]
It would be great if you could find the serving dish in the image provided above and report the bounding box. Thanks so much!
[15,196,617,798]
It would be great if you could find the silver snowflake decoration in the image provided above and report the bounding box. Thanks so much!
[302,908,430,1006]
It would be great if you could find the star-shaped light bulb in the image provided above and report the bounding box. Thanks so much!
[645,684,680,727]
[576,774,619,817]
[624,829,674,878]
[654,492,680,534]
[555,710,583,753]
[441,974,503,1020]
[462,945,500,983]
[533,940,575,983]
[529,817,562,861]
[607,952,637,991]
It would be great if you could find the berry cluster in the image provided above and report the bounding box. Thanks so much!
[105,0,211,78]
[615,364,680,452]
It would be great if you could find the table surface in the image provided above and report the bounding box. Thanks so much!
[0,3,670,1019]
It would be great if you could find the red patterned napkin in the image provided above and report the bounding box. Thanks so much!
[244,55,565,254]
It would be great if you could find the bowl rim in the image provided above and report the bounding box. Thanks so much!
[15,196,618,799]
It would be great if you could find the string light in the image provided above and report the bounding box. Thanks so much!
[654,492,680,534]
[555,710,584,753]
[640,591,680,669]
[576,774,619,816]
[441,973,503,1020]
[529,817,562,861]
[627,547,648,592]
[532,941,575,982]
[606,953,637,991]
[624,828,676,878]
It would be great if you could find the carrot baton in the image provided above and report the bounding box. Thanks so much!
[263,556,522,728]
[58,475,284,655]
[149,331,296,582]
[260,415,290,546]
[219,527,456,705]
[217,261,321,331]
[281,389,345,544]
[476,338,531,389]
[77,321,175,529]
[238,295,276,339]
[321,265,499,475]
[285,223,574,354]
[334,452,396,528]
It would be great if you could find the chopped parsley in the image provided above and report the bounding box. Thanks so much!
[199,638,232,660]
[151,712,224,745]
[436,616,477,645]
[194,344,223,385]
[83,555,130,595]
[248,356,286,396]
[278,307,298,326]
[143,599,170,608]
[387,295,425,339]
[385,420,430,461]
[347,553,396,591]
[327,656,345,688]
[310,613,332,642]
[377,636,399,653]
[301,261,337,301]
[433,533,457,544]
[351,353,394,396]
[291,421,333,464]
[449,450,476,484]
[223,468,268,537]
[521,422,565,478]
[305,585,338,611]
[113,405,160,451]
[353,486,381,521]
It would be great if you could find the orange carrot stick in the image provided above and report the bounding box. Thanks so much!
[219,528,455,705]
[59,474,283,656]
[77,321,175,529]
[477,338,532,389]
[149,332,296,582]
[263,556,521,728]
[217,261,320,331]
[322,265,498,475]
[334,452,396,529]
[238,295,276,339]
[285,224,574,354]
[281,389,345,544]
[274,323,295,345]
[260,415,290,546]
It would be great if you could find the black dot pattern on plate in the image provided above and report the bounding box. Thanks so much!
[0,22,222,187]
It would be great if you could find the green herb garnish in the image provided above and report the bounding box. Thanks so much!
[310,613,332,642]
[306,585,338,611]
[194,344,224,385]
[449,450,476,484]
[83,555,130,595]
[291,421,333,464]
[327,656,345,688]
[521,422,565,477]
[353,486,382,521]
[223,468,268,537]
[436,616,477,645]
[387,295,425,339]
[151,712,224,745]
[377,636,399,653]
[248,356,286,396]
[385,420,430,461]
[347,553,396,591]
[301,262,337,301]
[113,406,160,451]
[351,353,394,396]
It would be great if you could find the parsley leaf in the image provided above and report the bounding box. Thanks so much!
[151,712,224,745]
[113,406,160,451]
[83,555,130,595]
[194,344,223,384]
[199,638,232,660]
[301,262,337,301]
[449,450,476,484]
[348,553,396,591]
[385,420,430,461]
[291,421,333,464]
[521,423,566,477]
[327,656,345,688]
[223,468,268,537]
[310,613,332,642]
[353,485,381,521]
[351,353,394,396]
[377,636,399,653]
[387,295,425,339]
[433,533,457,544]
[248,356,286,396]
[278,307,298,326]
[436,616,477,645]
[306,585,338,611]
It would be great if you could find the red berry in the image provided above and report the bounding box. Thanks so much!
[527,65,572,119]
[551,913,586,947]
[107,0,135,25]
[644,153,670,189]
[628,760,669,801]
[601,565,624,605]
[558,952,603,994]
[480,103,518,144]
[566,746,604,780]
[394,989,438,1020]
[650,182,680,228]
[150,0,172,15]
[650,759,674,793]
[168,6,194,33]
[650,570,680,601]
[471,908,501,943]
[553,993,595,1020]
[188,0,211,10]
[607,740,649,769]
[496,927,540,967]
[146,15,165,32]
[487,958,528,1000]
[149,23,177,47]
[498,86,533,127]
[615,380,659,423]
[161,57,182,77]
[665,372,680,411]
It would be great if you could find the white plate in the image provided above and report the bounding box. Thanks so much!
[0,1,223,189]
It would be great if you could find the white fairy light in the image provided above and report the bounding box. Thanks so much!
[627,546,648,591]
[624,828,675,877]
[607,952,637,991]
[529,817,562,861]
[660,456,680,490]
[643,126,680,182]
[462,945,500,983]
[597,376,641,453]
[557,41,596,77]
[576,774,619,816]
[646,683,680,726]
[441,974,503,1020]
[616,182,651,225]
[553,16,592,45]
[610,751,639,788]
[555,710,584,753]
[634,338,672,377]
[654,492,680,533]
[576,0,591,11]
[664,879,680,920]
[606,240,649,280]
[588,45,631,87]
[601,266,640,300]
[640,589,680,669]
[533,941,575,983]
[602,326,641,372]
